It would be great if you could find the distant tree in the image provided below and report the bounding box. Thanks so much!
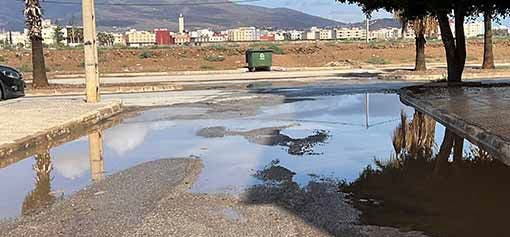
[336,0,510,83]
[97,32,115,47]
[53,24,65,47]
[395,12,438,71]
[24,0,49,88]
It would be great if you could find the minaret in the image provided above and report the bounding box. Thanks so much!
[178,13,185,34]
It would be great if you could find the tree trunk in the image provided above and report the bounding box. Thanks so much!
[482,12,495,69]
[31,37,49,88]
[437,11,467,83]
[415,32,427,71]
[453,10,467,82]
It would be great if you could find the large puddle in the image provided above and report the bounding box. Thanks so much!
[1,92,508,237]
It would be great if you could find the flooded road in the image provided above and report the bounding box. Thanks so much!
[1,89,508,237]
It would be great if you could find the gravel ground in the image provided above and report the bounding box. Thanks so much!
[0,157,429,237]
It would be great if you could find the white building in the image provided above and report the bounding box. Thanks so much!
[287,30,303,40]
[320,29,336,40]
[40,19,63,45]
[125,29,156,47]
[113,33,126,46]
[335,27,366,40]
[464,21,484,38]
[304,27,321,40]
[227,27,259,41]
[0,31,28,47]
[209,33,228,42]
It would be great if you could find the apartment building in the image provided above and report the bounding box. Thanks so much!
[335,27,366,40]
[227,27,259,41]
[126,29,156,47]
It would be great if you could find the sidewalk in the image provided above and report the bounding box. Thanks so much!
[400,84,510,164]
[0,98,122,159]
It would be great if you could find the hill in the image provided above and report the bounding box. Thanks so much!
[0,0,348,31]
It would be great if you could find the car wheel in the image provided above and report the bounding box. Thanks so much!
[0,85,3,100]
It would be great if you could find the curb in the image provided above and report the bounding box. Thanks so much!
[26,84,183,97]
[380,72,510,81]
[400,87,510,164]
[0,101,123,162]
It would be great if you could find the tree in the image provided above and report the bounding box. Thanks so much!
[24,0,49,88]
[97,32,115,47]
[53,24,65,47]
[482,11,495,69]
[395,12,438,71]
[336,0,510,83]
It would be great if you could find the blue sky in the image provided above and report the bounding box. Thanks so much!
[242,0,391,23]
[242,0,510,26]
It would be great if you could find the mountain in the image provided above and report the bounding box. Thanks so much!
[0,0,348,31]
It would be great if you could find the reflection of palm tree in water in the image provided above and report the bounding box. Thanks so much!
[392,111,436,159]
[198,126,330,156]
[22,151,56,216]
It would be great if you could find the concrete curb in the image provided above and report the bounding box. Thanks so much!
[380,72,510,81]
[0,101,123,160]
[26,84,183,97]
[400,87,510,164]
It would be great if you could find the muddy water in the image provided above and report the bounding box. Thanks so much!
[0,93,507,237]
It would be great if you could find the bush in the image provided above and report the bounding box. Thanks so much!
[205,55,225,62]
[366,56,391,65]
[139,51,154,59]
[250,43,285,55]
[208,44,227,51]
[20,64,32,72]
[200,65,215,70]
[0,55,5,63]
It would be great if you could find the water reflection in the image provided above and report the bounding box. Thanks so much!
[89,131,105,182]
[20,130,105,216]
[342,112,510,237]
[21,151,57,216]
[197,126,330,156]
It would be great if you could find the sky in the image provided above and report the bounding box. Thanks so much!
[242,0,392,23]
[242,0,510,26]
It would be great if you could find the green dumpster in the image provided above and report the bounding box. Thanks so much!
[245,49,272,72]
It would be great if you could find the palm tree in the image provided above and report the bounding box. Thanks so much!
[24,0,49,88]
[394,12,438,71]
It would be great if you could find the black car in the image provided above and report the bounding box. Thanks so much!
[0,65,25,100]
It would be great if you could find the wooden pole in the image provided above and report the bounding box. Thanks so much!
[82,0,100,103]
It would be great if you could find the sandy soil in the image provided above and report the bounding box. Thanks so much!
[2,39,510,77]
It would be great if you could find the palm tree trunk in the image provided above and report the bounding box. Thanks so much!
[482,12,495,69]
[415,32,427,71]
[31,37,49,88]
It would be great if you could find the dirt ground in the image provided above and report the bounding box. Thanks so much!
[2,39,510,77]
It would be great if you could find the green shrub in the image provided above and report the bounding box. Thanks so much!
[208,44,227,51]
[20,64,32,72]
[250,43,285,55]
[200,65,215,70]
[139,51,154,59]
[205,55,225,62]
[366,56,391,65]
[0,55,5,63]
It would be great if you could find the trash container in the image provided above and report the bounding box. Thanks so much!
[245,49,273,72]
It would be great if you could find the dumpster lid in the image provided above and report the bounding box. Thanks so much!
[246,49,273,53]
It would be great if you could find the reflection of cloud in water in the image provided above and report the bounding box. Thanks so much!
[53,153,89,180]
[104,121,175,155]
[258,95,362,119]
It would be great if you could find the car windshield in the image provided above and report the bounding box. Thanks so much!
[0,66,21,80]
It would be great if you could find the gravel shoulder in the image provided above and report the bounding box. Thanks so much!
[0,157,428,237]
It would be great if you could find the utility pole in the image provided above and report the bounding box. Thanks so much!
[365,93,370,129]
[365,15,369,44]
[82,0,100,103]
